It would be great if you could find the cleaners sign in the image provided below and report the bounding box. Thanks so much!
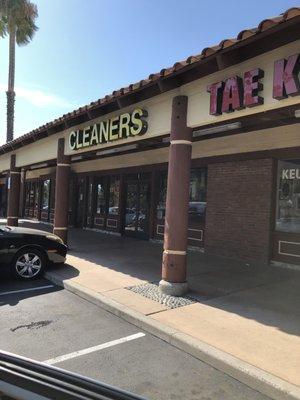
[207,53,300,115]
[69,108,148,151]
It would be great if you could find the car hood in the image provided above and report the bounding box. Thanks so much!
[2,226,51,236]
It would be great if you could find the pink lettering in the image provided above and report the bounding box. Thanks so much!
[273,54,300,99]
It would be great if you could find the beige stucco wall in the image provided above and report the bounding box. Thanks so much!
[0,153,11,172]
[15,134,60,168]
[1,40,300,174]
[70,123,300,174]
[192,123,300,158]
[0,89,177,172]
[183,39,300,128]
[26,166,56,179]
[62,89,178,156]
[71,147,169,173]
[3,122,300,177]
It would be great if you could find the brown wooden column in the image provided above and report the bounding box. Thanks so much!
[19,168,26,217]
[159,96,192,296]
[7,154,21,226]
[53,138,70,244]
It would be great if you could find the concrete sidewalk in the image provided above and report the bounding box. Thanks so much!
[15,221,300,399]
[44,255,300,400]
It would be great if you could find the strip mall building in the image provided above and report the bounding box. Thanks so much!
[1,8,300,294]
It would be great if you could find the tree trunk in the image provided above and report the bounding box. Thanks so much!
[6,26,16,143]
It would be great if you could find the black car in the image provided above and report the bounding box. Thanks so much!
[0,226,67,280]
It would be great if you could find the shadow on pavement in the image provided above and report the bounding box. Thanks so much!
[0,269,64,308]
[18,220,300,338]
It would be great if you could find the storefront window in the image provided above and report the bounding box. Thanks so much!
[87,180,93,214]
[96,179,106,214]
[276,160,300,233]
[108,176,120,215]
[189,168,207,224]
[34,182,39,208]
[41,179,50,211]
[25,183,30,208]
[29,182,35,207]
[156,171,168,219]
[68,179,73,213]
[156,168,207,222]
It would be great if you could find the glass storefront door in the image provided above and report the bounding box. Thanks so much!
[124,174,150,239]
[75,177,86,228]
[0,184,7,217]
[154,168,207,246]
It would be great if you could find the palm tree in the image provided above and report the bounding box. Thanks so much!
[0,0,38,143]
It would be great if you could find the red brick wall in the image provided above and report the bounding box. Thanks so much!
[205,158,274,264]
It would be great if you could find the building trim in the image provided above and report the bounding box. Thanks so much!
[170,140,192,145]
[0,8,299,157]
[163,249,187,255]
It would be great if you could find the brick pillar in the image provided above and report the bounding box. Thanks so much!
[7,154,21,226]
[159,96,192,296]
[53,138,70,244]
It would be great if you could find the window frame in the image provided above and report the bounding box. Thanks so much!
[41,179,51,213]
[275,159,300,234]
[108,175,120,216]
[94,177,108,216]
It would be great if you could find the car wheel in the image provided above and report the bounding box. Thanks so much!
[12,249,45,280]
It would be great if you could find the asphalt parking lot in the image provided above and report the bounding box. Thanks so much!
[0,273,271,400]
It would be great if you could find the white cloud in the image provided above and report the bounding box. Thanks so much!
[0,83,75,109]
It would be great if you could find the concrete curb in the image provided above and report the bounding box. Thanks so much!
[45,271,300,400]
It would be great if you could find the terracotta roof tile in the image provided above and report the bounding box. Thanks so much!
[237,28,258,40]
[219,38,239,49]
[284,7,300,19]
[1,6,300,153]
[258,17,282,31]
[201,45,221,57]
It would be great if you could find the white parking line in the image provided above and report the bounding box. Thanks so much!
[44,332,146,365]
[0,285,55,297]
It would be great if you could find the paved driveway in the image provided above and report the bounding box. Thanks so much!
[13,219,300,386]
[0,275,271,400]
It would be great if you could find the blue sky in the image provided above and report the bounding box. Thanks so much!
[0,0,298,144]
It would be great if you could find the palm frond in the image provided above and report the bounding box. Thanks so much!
[0,16,8,37]
[1,0,38,46]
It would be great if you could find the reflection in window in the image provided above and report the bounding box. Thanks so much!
[108,176,120,215]
[87,181,93,214]
[156,168,207,223]
[189,169,207,224]
[96,180,106,214]
[34,182,39,208]
[29,183,34,207]
[25,183,30,208]
[68,179,73,212]
[276,160,300,233]
[42,180,50,211]
[156,171,168,219]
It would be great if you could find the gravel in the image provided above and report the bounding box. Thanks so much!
[125,282,196,309]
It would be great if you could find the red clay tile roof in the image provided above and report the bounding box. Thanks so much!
[1,6,300,154]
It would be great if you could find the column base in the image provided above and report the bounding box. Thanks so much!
[159,279,188,297]
[7,217,18,227]
[53,228,68,244]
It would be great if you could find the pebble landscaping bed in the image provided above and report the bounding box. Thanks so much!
[125,282,196,309]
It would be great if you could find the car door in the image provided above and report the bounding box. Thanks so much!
[0,228,27,266]
[0,229,10,265]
